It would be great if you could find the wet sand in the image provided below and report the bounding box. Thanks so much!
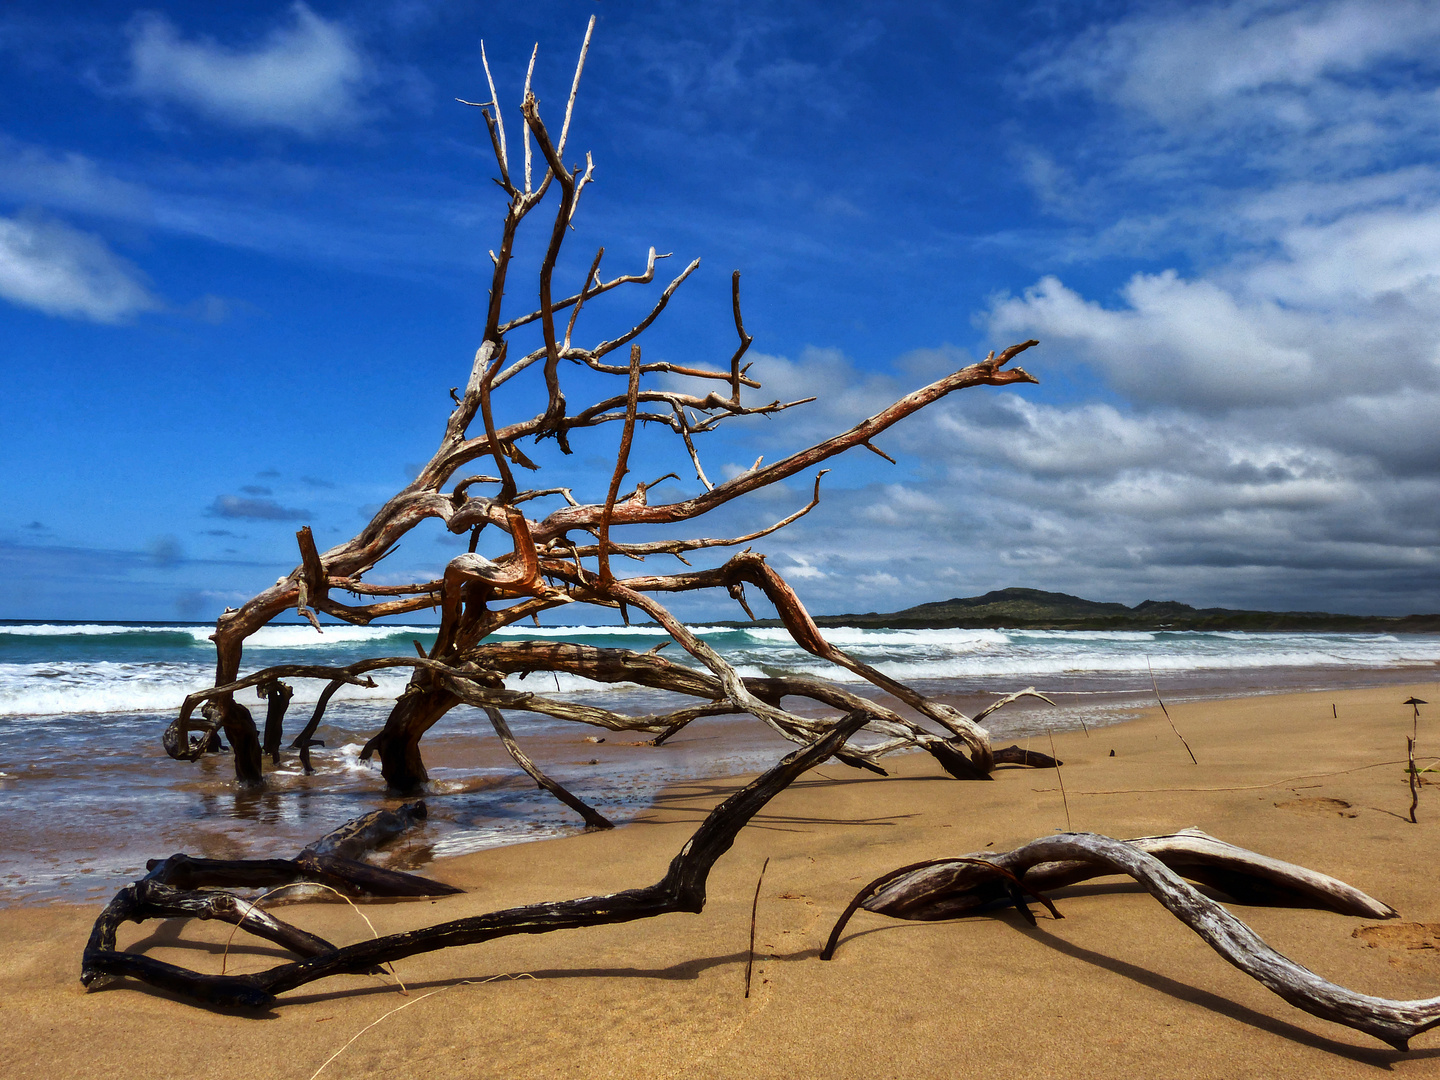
[2,677,1439,1078]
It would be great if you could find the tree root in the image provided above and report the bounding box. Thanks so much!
[823,829,1438,1051]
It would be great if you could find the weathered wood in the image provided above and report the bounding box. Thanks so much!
[858,828,1398,921]
[289,677,343,774]
[137,850,460,899]
[821,856,1062,961]
[211,698,262,786]
[80,796,459,996]
[366,685,463,792]
[209,641,1011,782]
[92,879,338,959]
[826,830,1433,1050]
[259,680,293,765]
[992,744,1061,769]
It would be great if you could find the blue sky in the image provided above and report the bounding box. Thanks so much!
[2,0,1438,621]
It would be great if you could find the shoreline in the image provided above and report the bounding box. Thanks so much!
[4,661,1437,908]
[4,678,1440,1077]
[2,661,1437,908]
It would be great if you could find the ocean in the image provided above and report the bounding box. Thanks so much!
[2,619,1437,906]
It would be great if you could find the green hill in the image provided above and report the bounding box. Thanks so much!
[799,587,1440,632]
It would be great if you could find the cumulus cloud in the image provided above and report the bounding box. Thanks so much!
[0,211,158,322]
[688,312,1438,615]
[128,3,367,135]
[795,0,1436,616]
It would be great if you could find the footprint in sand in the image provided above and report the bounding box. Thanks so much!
[1354,923,1440,951]
[1273,796,1358,818]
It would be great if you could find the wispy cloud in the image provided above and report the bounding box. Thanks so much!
[208,494,308,521]
[0,136,152,221]
[127,3,368,136]
[1038,0,1440,132]
[0,210,158,322]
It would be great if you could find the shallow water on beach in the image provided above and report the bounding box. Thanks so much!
[1,620,1436,905]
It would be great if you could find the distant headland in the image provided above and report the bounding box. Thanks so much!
[754,587,1440,632]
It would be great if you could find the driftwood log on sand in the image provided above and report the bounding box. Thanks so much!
[824,829,1440,1051]
[83,756,1440,1051]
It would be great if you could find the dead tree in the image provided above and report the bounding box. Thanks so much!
[161,17,1046,809]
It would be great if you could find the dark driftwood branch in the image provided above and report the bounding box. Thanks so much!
[83,716,865,1010]
[259,679,293,765]
[824,829,1435,1051]
[82,800,457,995]
[823,856,1062,959]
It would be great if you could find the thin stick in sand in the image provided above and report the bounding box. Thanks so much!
[1049,729,1071,831]
[744,856,770,999]
[1148,656,1198,764]
[1408,735,1420,824]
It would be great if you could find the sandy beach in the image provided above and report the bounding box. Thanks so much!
[3,677,1439,1079]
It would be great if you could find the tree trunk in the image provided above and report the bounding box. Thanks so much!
[365,684,461,792]
[261,680,294,765]
[204,698,263,786]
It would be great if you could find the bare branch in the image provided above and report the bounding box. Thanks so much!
[522,43,538,191]
[496,247,665,336]
[729,270,753,404]
[599,344,642,585]
[479,41,509,185]
[556,16,596,161]
[564,471,827,561]
[563,247,605,349]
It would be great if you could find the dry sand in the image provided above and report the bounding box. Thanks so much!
[3,678,1439,1079]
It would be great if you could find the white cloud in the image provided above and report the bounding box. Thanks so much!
[987,176,1440,413]
[684,329,1439,616]
[990,272,1313,408]
[128,3,367,135]
[0,212,158,322]
[1041,0,1440,128]
[1018,0,1440,221]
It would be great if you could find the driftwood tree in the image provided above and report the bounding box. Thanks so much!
[84,24,1440,1053]
[161,17,1048,804]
